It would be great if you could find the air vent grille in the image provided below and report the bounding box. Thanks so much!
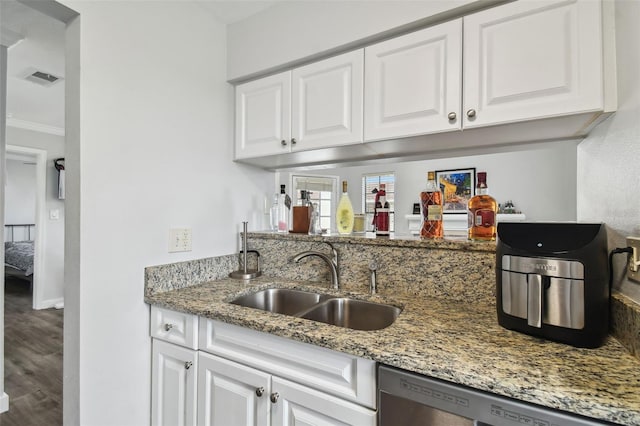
[22,68,63,87]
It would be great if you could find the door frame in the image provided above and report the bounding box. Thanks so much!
[6,145,48,310]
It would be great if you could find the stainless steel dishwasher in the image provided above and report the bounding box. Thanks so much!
[379,365,609,426]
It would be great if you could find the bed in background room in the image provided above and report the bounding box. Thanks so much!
[4,224,35,287]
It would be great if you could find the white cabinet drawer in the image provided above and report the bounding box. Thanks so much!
[151,306,199,350]
[199,319,377,409]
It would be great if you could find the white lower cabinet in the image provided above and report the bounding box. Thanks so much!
[198,352,376,426]
[152,340,198,426]
[151,310,377,426]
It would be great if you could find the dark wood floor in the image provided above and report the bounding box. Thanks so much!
[0,277,63,426]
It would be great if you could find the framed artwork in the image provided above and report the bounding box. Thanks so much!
[435,168,476,214]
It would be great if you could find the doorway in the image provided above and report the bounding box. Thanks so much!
[5,145,50,310]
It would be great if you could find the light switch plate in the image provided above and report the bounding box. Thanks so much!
[169,228,192,253]
[627,236,640,283]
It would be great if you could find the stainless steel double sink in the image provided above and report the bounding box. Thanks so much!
[230,288,401,331]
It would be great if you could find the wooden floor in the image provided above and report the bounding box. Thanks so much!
[1,277,63,426]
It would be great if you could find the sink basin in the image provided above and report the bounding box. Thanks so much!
[300,298,401,331]
[230,288,327,316]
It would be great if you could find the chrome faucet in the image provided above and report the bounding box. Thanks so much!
[291,242,339,290]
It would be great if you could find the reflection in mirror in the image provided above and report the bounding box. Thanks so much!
[291,174,338,232]
[281,143,578,236]
[363,172,395,232]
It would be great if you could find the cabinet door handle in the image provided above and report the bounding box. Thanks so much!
[270,392,279,404]
[184,361,193,370]
[466,109,477,118]
[447,112,457,121]
[164,323,174,332]
[255,387,265,397]
[281,139,287,146]
[291,138,297,145]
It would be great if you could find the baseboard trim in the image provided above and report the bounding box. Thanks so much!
[0,392,9,413]
[35,297,64,310]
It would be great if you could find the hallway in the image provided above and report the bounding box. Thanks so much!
[1,277,63,426]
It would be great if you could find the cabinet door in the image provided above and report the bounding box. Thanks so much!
[463,0,603,128]
[364,19,462,142]
[271,377,376,426]
[235,71,291,159]
[198,352,271,426]
[152,340,197,426]
[291,50,364,151]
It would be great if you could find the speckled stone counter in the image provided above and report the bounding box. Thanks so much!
[145,277,640,426]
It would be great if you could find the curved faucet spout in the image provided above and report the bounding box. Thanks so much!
[291,245,339,290]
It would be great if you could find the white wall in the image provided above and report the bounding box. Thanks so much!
[6,128,66,307]
[4,158,36,225]
[59,1,274,425]
[577,0,640,303]
[227,0,496,81]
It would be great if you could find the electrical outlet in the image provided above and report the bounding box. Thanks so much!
[627,237,640,283]
[169,228,192,253]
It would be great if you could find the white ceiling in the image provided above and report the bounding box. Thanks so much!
[1,0,279,135]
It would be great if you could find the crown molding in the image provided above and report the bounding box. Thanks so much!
[1,27,25,48]
[7,117,65,136]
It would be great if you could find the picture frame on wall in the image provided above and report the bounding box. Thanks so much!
[435,168,476,214]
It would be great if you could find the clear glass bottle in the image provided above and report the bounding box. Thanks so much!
[308,202,322,235]
[468,172,497,241]
[269,193,279,231]
[375,184,390,237]
[420,171,443,239]
[277,184,290,233]
[336,180,354,235]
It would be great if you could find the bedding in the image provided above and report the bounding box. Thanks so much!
[4,241,34,276]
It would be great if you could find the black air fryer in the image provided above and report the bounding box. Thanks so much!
[496,222,608,348]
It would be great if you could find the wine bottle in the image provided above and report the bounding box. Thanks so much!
[420,172,443,238]
[467,172,497,241]
[336,180,354,235]
[375,184,390,237]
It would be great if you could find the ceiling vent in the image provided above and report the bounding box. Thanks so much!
[22,68,63,87]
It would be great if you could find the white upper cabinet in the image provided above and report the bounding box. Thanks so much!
[463,0,604,128]
[292,50,364,151]
[364,19,462,142]
[235,51,364,159]
[235,71,291,159]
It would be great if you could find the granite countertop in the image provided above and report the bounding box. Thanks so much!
[145,276,640,426]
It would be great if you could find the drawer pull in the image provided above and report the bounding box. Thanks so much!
[466,109,477,118]
[270,392,279,404]
[184,361,193,370]
[164,323,174,332]
[448,112,457,120]
[255,387,265,397]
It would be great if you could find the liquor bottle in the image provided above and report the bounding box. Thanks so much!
[336,180,354,235]
[467,172,498,241]
[375,184,390,237]
[420,171,443,238]
[277,184,291,233]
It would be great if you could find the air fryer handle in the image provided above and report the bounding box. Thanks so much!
[527,274,542,328]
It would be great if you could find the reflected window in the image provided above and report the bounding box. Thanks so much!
[291,175,338,232]
[362,173,395,232]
